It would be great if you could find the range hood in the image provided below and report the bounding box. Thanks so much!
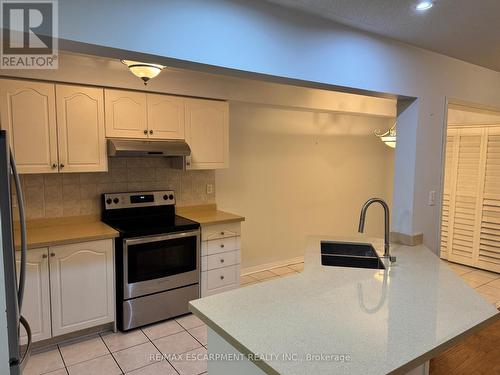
[107,139,190,169]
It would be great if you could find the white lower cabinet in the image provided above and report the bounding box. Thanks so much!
[50,239,115,336]
[16,239,114,343]
[201,222,241,297]
[15,248,51,345]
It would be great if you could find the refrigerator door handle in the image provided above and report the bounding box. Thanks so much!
[18,315,31,370]
[10,149,27,311]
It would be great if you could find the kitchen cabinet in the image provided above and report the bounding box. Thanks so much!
[56,84,107,172]
[15,248,51,344]
[105,90,186,140]
[201,222,241,296]
[0,79,108,173]
[49,239,114,336]
[147,93,185,139]
[105,89,148,139]
[185,98,229,169]
[0,79,58,174]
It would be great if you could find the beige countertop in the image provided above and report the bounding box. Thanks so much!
[177,204,245,225]
[190,235,499,375]
[14,216,119,250]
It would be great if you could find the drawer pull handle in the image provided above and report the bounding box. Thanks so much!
[220,259,224,263]
[220,244,225,248]
[220,275,224,280]
[220,231,225,236]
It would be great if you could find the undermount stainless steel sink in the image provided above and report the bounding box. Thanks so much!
[321,241,385,270]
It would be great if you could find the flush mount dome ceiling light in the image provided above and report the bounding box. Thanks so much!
[121,60,166,85]
[375,122,397,149]
[415,1,433,11]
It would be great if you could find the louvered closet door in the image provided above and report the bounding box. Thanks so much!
[447,128,484,266]
[440,130,458,260]
[478,128,500,272]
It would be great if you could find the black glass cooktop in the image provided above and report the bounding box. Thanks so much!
[103,215,200,238]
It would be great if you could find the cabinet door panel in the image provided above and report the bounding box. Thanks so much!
[56,85,107,172]
[185,99,229,169]
[15,248,51,344]
[105,89,147,138]
[147,94,185,139]
[50,240,114,336]
[0,79,58,173]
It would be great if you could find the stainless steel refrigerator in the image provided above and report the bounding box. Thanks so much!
[0,130,31,374]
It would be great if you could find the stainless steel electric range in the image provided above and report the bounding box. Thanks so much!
[101,190,200,331]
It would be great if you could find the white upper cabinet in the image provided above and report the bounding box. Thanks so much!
[147,94,185,139]
[15,248,51,344]
[56,85,107,173]
[49,239,114,337]
[105,89,148,138]
[185,98,229,169]
[0,79,58,173]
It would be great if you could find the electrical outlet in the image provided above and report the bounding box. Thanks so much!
[428,190,436,206]
[206,183,213,195]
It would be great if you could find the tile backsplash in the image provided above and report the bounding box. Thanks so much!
[13,157,215,220]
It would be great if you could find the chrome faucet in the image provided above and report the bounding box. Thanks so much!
[358,198,395,263]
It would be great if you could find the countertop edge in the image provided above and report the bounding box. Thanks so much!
[189,303,278,375]
[23,232,119,250]
[199,217,245,225]
[388,312,500,374]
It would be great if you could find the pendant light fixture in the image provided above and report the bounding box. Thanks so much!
[121,60,166,85]
[375,122,397,149]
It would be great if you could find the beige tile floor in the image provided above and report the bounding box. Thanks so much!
[24,260,499,375]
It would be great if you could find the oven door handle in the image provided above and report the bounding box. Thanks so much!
[124,230,200,246]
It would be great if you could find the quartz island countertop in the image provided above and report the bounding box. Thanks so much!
[189,235,499,375]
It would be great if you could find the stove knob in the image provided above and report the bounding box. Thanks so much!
[106,198,112,205]
[113,198,119,204]
[169,194,174,200]
[163,195,168,200]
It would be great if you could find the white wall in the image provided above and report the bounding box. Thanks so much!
[46,0,500,252]
[216,103,394,267]
[448,106,500,125]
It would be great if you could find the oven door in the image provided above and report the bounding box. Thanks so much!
[123,229,200,300]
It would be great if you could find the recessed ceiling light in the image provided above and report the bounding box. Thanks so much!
[415,1,433,11]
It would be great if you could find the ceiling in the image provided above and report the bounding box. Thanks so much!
[266,0,500,72]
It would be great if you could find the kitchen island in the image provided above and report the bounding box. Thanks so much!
[189,235,499,375]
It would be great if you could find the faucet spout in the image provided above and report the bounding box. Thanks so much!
[358,198,393,261]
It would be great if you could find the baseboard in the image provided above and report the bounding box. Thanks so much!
[241,256,304,276]
[25,322,114,353]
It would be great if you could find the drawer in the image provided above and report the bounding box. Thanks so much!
[202,236,240,256]
[202,222,241,241]
[204,265,239,291]
[202,250,240,271]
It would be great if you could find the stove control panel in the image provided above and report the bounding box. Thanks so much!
[103,190,175,209]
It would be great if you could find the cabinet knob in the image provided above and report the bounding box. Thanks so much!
[144,129,148,135]
[220,244,225,248]
[186,161,191,166]
[50,252,55,257]
[220,232,225,236]
[220,275,224,280]
[51,163,57,168]
[220,258,224,263]
[59,163,64,168]
[149,129,153,135]
[42,254,48,259]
